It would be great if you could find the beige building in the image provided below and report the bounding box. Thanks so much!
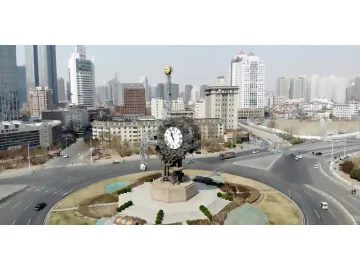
[92,118,224,143]
[204,85,239,130]
[29,86,53,118]
[237,108,264,119]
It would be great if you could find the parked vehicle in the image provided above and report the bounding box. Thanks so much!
[219,151,236,160]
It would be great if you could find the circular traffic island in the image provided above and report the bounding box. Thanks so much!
[46,170,303,225]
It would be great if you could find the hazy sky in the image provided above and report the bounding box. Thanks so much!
[15,45,360,91]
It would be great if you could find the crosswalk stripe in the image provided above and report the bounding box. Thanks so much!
[53,189,63,194]
[34,187,46,192]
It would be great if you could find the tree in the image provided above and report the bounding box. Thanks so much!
[268,120,276,129]
[341,160,355,174]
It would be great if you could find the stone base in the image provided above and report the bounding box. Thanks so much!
[151,178,198,203]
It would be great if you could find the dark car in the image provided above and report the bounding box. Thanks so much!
[34,202,47,211]
[195,151,201,154]
[315,152,322,156]
[290,153,295,157]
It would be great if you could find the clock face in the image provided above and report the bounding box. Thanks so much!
[164,127,183,150]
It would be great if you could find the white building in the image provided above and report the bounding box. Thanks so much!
[0,120,62,150]
[92,118,224,142]
[230,51,265,109]
[276,77,291,98]
[150,97,185,119]
[291,76,307,99]
[333,102,360,120]
[139,76,150,102]
[194,100,205,118]
[63,105,89,131]
[68,45,95,108]
[204,85,239,130]
[0,45,19,122]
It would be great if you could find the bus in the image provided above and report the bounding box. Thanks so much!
[219,151,236,160]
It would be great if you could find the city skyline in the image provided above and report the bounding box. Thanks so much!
[15,45,360,91]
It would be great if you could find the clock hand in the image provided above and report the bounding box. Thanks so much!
[171,132,174,141]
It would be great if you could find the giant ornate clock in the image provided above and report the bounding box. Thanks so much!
[156,117,201,184]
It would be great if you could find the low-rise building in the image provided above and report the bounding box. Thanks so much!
[92,117,224,143]
[237,108,264,119]
[0,120,62,150]
[194,100,205,118]
[333,103,360,120]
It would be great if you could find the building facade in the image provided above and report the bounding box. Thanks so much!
[156,83,165,99]
[150,97,185,119]
[0,45,19,122]
[0,120,62,150]
[92,117,224,143]
[230,51,265,109]
[184,85,193,105]
[29,87,53,118]
[57,77,66,102]
[333,102,360,120]
[16,66,27,109]
[237,108,264,119]
[204,85,239,130]
[68,45,95,108]
[25,45,58,104]
[194,100,205,118]
[276,77,291,98]
[118,83,146,116]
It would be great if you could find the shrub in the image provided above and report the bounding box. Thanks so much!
[217,192,233,201]
[116,200,133,212]
[199,205,205,211]
[155,209,164,224]
[341,160,355,174]
[199,205,212,220]
[155,219,161,225]
[145,178,154,183]
[116,187,132,195]
[350,168,360,181]
[217,192,221,197]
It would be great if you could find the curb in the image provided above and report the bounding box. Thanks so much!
[304,184,357,225]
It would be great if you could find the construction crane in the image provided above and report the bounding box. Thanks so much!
[139,66,174,171]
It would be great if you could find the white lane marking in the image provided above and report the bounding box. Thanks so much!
[304,190,313,198]
[34,187,46,192]
[266,153,283,171]
[61,190,73,196]
[294,192,303,199]
[314,209,320,218]
[0,201,11,209]
[53,189,63,194]
[328,209,335,219]
[44,188,55,193]
[12,201,22,209]
[27,218,31,225]
[24,203,32,210]
[26,186,37,191]
[12,220,16,225]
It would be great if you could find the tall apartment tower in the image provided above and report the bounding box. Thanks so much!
[25,45,58,104]
[184,85,193,105]
[29,86,53,118]
[57,77,66,102]
[276,77,291,98]
[229,51,265,108]
[68,45,95,108]
[0,45,19,121]
[119,83,146,115]
[156,83,165,99]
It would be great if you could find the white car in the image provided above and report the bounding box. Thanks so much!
[298,155,303,159]
[320,202,328,210]
[314,165,319,169]
[252,150,259,154]
[295,157,299,161]
[63,155,69,158]
[113,160,120,164]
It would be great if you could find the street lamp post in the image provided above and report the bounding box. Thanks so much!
[344,137,347,157]
[27,141,31,172]
[331,139,334,165]
[90,137,93,164]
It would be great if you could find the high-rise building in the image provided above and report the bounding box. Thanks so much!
[0,46,19,121]
[184,85,193,105]
[57,77,66,102]
[150,85,157,99]
[108,73,120,105]
[29,86,53,118]
[68,45,95,108]
[171,83,179,100]
[25,45,58,104]
[66,81,71,101]
[230,51,265,108]
[276,77,291,98]
[194,100,205,118]
[290,76,306,99]
[329,75,346,103]
[346,81,356,102]
[200,85,207,99]
[205,85,239,130]
[140,76,150,102]
[118,83,146,115]
[16,66,27,109]
[156,83,165,99]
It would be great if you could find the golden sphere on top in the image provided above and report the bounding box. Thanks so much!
[164,66,173,75]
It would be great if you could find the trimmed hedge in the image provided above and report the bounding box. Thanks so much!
[217,192,233,201]
[116,187,132,195]
[145,178,154,183]
[116,200,133,212]
[155,209,164,225]
[199,205,213,220]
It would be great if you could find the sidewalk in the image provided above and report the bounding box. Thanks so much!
[0,164,44,180]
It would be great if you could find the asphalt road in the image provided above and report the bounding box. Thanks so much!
[1,141,360,225]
